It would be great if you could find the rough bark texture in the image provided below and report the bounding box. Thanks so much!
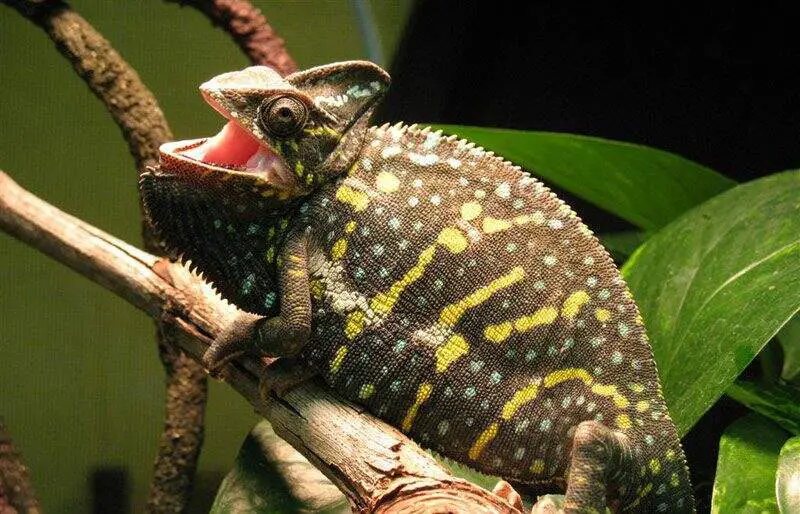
[165,0,298,75]
[2,2,210,510]
[0,169,522,513]
[0,420,41,514]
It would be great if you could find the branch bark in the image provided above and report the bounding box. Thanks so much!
[0,169,520,513]
[0,419,41,514]
[1,1,209,510]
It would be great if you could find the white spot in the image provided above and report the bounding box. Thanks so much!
[409,152,439,166]
[362,158,373,171]
[494,182,512,198]
[474,189,486,199]
[430,194,442,205]
[447,158,462,168]
[459,177,469,186]
[543,255,557,267]
[381,146,402,159]
[408,196,420,207]
[548,219,564,229]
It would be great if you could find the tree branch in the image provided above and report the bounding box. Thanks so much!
[0,419,42,514]
[1,1,210,509]
[165,0,298,75]
[0,169,519,513]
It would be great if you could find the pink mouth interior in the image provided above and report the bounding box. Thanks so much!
[182,121,260,166]
[177,121,293,188]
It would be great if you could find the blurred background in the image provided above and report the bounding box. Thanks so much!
[2,1,798,512]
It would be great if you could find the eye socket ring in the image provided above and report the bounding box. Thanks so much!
[257,95,308,138]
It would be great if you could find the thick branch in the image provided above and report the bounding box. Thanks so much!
[0,171,519,513]
[0,420,41,514]
[165,0,298,75]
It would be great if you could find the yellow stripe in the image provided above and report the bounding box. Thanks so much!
[331,238,347,260]
[591,383,630,409]
[435,334,469,373]
[335,185,370,211]
[482,217,512,234]
[514,306,558,332]
[402,382,433,432]
[371,245,437,315]
[562,290,590,319]
[484,322,513,343]
[344,310,365,340]
[436,227,468,253]
[543,368,593,388]
[501,383,540,420]
[468,422,499,460]
[439,267,525,326]
[330,346,348,374]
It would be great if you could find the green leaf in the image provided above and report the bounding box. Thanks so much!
[210,421,348,514]
[622,170,800,436]
[777,436,800,513]
[778,315,800,382]
[727,380,800,435]
[711,413,788,513]
[433,125,734,230]
[598,231,648,264]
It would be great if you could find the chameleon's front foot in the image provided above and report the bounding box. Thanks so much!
[203,311,264,372]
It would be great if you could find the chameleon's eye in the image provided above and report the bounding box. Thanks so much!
[258,95,308,138]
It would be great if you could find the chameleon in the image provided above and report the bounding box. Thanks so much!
[140,61,694,513]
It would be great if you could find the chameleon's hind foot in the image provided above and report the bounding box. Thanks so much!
[492,480,523,511]
[203,311,264,374]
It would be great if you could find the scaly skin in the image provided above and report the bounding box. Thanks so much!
[140,61,694,513]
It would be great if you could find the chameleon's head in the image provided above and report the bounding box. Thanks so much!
[139,61,389,313]
[157,60,390,197]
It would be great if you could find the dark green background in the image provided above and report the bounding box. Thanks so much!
[0,1,411,510]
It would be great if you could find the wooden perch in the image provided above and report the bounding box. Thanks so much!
[0,171,520,512]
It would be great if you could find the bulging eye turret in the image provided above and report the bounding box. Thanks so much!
[257,95,308,138]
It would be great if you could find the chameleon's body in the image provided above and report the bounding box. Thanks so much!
[140,61,694,512]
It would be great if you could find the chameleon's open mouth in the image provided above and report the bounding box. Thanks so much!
[158,120,294,189]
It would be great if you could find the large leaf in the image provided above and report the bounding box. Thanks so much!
[727,380,800,435]
[210,421,348,514]
[777,436,800,513]
[434,125,734,230]
[622,171,800,435]
[711,413,787,513]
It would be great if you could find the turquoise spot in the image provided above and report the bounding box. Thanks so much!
[468,258,477,267]
[443,386,453,397]
[587,276,598,287]
[562,338,575,350]
[299,203,309,213]
[514,419,530,433]
[213,219,222,229]
[360,226,370,236]
[393,340,407,353]
[612,351,623,364]
[590,337,605,347]
[539,419,552,431]
[593,366,603,376]
[534,280,546,290]
[644,434,655,446]
[264,291,277,309]
[354,267,366,281]
[240,273,255,295]
[413,221,423,231]
[584,256,594,265]
[372,244,385,257]
[598,289,611,300]
[433,279,444,290]
[513,198,524,209]
[438,420,450,436]
[547,346,557,356]
[576,320,586,329]
[464,387,476,399]
[379,267,390,278]
[543,255,557,266]
[525,349,536,361]
[469,361,485,373]
[389,380,402,392]
[465,417,474,426]
[618,322,631,337]
[247,223,260,235]
[506,242,518,253]
[398,239,410,250]
[388,217,401,230]
[490,371,502,384]
[480,399,490,410]
[514,447,525,460]
[506,347,516,359]
[561,396,572,408]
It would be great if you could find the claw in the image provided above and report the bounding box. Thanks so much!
[204,311,264,372]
